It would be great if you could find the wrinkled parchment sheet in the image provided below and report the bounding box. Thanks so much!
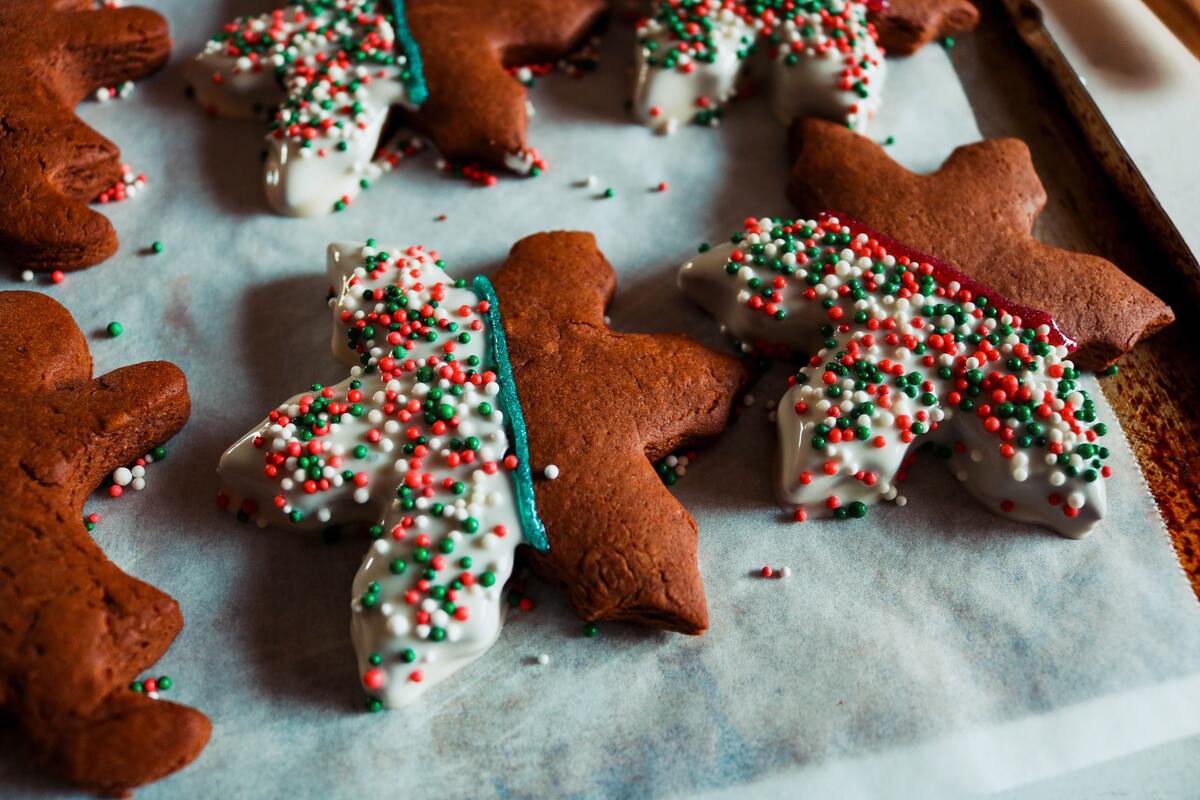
[2,3,1197,797]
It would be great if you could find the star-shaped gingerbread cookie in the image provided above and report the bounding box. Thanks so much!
[786,118,1174,368]
[872,0,980,55]
[191,0,606,216]
[0,291,209,794]
[0,1,170,272]
[493,232,750,634]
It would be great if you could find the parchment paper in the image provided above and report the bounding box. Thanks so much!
[2,3,1198,797]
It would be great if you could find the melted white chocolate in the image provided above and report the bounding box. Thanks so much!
[220,241,525,707]
[191,2,418,217]
[633,2,885,134]
[679,215,1110,538]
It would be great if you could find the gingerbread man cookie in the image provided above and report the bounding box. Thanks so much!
[0,291,208,794]
[494,232,751,634]
[872,0,979,55]
[192,0,606,216]
[220,240,544,709]
[633,0,885,135]
[679,214,1113,537]
[786,119,1174,368]
[0,1,170,272]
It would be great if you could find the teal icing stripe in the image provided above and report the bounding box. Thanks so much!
[389,0,428,105]
[472,276,548,552]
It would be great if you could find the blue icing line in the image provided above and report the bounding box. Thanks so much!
[472,275,548,552]
[389,0,428,106]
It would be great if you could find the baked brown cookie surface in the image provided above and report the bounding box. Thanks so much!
[493,232,750,634]
[0,0,170,272]
[404,0,607,171]
[873,0,979,54]
[0,291,209,794]
[786,118,1174,368]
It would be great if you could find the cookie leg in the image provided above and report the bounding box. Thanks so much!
[35,691,212,795]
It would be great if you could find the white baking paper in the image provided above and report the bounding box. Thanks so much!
[2,3,1198,797]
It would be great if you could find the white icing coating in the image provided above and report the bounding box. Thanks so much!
[633,1,885,133]
[220,241,524,707]
[190,1,418,216]
[678,215,1111,538]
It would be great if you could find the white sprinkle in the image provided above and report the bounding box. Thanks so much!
[779,566,792,579]
[537,653,550,666]
[20,270,34,282]
[543,464,560,480]
[112,467,133,486]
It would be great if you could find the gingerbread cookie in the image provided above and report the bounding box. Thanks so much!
[633,0,885,135]
[191,0,605,216]
[0,291,208,793]
[0,1,170,272]
[679,214,1113,537]
[872,0,979,55]
[220,240,544,709]
[494,232,751,634]
[786,119,1175,368]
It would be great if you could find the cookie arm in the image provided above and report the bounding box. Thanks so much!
[57,6,170,100]
[618,333,750,461]
[529,445,710,634]
[68,362,191,500]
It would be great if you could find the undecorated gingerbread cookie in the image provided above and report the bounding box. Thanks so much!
[0,291,208,794]
[0,0,170,271]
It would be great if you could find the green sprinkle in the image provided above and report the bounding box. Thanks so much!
[106,321,123,337]
[583,622,599,638]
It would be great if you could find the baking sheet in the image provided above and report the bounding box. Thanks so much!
[1015,0,1200,282]
[2,2,1199,797]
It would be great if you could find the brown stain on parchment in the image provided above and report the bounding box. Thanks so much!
[162,274,199,356]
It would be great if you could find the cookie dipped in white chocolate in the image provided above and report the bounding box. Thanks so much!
[633,1,885,133]
[190,1,422,216]
[678,213,1111,538]
[220,240,533,708]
